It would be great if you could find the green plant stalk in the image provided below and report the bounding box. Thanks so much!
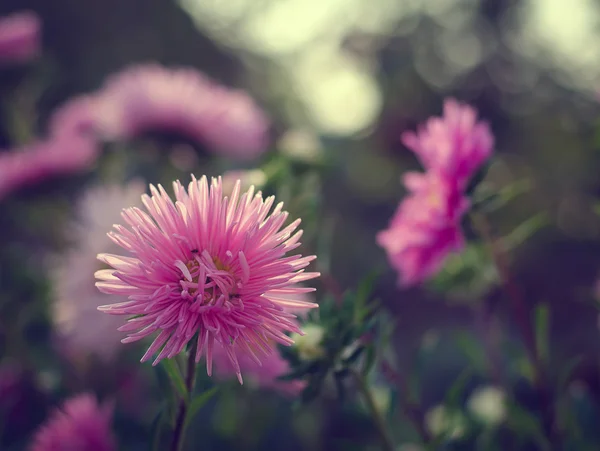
[471,212,560,449]
[170,341,198,451]
[352,369,396,451]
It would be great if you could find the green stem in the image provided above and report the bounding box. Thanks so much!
[170,341,198,451]
[352,369,396,451]
[471,212,560,449]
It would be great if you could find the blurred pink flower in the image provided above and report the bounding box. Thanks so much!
[92,64,270,158]
[402,98,493,188]
[95,176,319,383]
[0,11,40,64]
[377,171,469,286]
[0,97,100,200]
[0,134,97,199]
[212,341,305,395]
[29,393,116,451]
[51,181,147,361]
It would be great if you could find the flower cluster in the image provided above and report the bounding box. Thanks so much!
[377,99,493,286]
[95,176,319,384]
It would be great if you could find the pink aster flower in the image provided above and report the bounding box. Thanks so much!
[0,11,40,64]
[0,135,97,200]
[91,64,270,158]
[401,98,493,188]
[51,181,147,361]
[212,341,305,395]
[377,171,469,286]
[0,98,99,200]
[95,175,319,383]
[29,393,116,451]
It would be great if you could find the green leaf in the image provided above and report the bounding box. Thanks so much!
[161,358,188,400]
[184,386,219,430]
[361,344,377,377]
[502,213,549,252]
[429,244,499,302]
[454,332,487,373]
[151,404,168,451]
[444,367,474,409]
[505,400,551,451]
[474,178,532,213]
[534,304,550,365]
[556,355,583,395]
[354,270,380,314]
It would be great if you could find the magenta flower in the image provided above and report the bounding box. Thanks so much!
[92,64,270,158]
[212,341,305,395]
[401,98,493,188]
[95,175,319,383]
[0,11,40,64]
[377,172,469,286]
[29,393,116,451]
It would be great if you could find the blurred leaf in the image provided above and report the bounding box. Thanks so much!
[334,370,347,402]
[150,404,168,451]
[361,344,377,377]
[473,179,532,213]
[502,213,549,252]
[465,160,492,197]
[454,332,487,373]
[444,367,474,409]
[430,245,499,302]
[505,400,551,451]
[354,270,380,319]
[184,386,219,431]
[278,360,324,381]
[556,355,583,395]
[534,304,550,365]
[161,358,188,401]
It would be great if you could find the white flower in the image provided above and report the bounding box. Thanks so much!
[467,386,506,426]
[50,181,146,361]
[425,405,467,439]
[291,323,325,361]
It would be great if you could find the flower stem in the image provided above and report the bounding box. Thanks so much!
[470,212,540,379]
[170,341,198,451]
[380,360,432,444]
[471,212,560,448]
[352,369,396,451]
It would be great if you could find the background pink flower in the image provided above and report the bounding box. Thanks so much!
[29,393,116,451]
[0,11,40,64]
[212,341,305,396]
[50,181,147,361]
[401,98,493,187]
[0,135,97,200]
[91,64,270,158]
[377,172,469,286]
[96,176,319,383]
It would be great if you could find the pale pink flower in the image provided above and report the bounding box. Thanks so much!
[51,181,147,361]
[0,134,97,200]
[95,175,319,383]
[29,393,116,451]
[0,96,100,200]
[212,341,305,395]
[402,99,493,188]
[0,11,40,64]
[377,171,469,286]
[91,64,270,158]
